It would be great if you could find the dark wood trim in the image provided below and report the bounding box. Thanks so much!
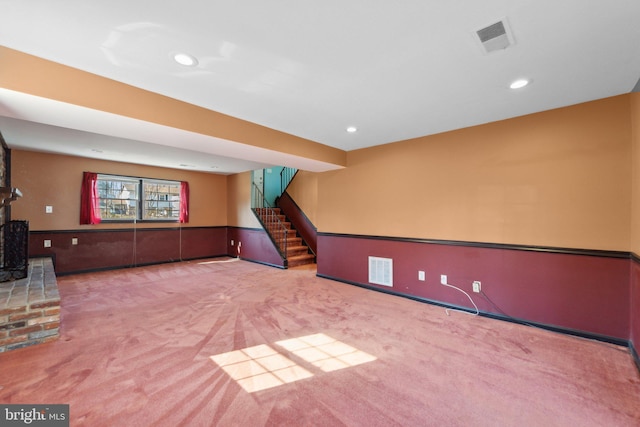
[630,340,640,374]
[631,252,640,264]
[631,343,640,373]
[30,225,227,234]
[318,232,630,259]
[631,342,640,373]
[317,272,630,348]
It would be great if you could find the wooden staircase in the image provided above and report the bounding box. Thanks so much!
[254,207,315,268]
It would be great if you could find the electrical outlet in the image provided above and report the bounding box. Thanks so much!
[440,274,447,285]
[44,240,51,248]
[231,239,234,246]
[72,238,78,245]
[45,205,53,214]
[472,281,481,293]
[418,271,425,281]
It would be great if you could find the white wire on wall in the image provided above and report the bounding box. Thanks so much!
[440,279,480,316]
[132,217,137,267]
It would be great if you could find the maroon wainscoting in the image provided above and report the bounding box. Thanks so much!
[29,227,228,274]
[227,227,284,268]
[277,191,317,254]
[134,228,181,266]
[317,234,630,341]
[30,229,134,274]
[631,257,640,359]
[178,227,227,260]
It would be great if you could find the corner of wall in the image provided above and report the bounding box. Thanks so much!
[226,171,261,228]
[628,92,640,359]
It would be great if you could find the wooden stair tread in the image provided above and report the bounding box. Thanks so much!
[254,207,314,268]
[287,254,315,267]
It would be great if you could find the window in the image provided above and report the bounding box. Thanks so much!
[97,176,139,220]
[88,174,186,222]
[142,179,181,220]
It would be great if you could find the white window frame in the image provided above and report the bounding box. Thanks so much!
[96,174,182,222]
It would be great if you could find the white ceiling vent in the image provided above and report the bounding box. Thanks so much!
[476,19,515,54]
[368,256,393,287]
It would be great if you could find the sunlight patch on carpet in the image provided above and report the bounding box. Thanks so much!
[210,334,376,393]
[198,258,239,265]
[275,333,377,372]
[210,344,313,393]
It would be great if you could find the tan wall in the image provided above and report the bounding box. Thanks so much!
[318,95,632,251]
[631,93,640,255]
[11,150,227,230]
[10,94,635,251]
[287,171,319,225]
[226,171,261,228]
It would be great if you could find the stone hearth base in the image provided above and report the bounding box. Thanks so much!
[0,258,59,352]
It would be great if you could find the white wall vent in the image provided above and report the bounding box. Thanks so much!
[476,19,515,54]
[368,256,393,287]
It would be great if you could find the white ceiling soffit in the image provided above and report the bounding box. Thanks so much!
[0,89,342,174]
[0,0,640,171]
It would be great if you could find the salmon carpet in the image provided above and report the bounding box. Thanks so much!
[1,258,639,426]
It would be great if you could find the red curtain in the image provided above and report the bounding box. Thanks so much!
[80,172,101,224]
[179,181,189,223]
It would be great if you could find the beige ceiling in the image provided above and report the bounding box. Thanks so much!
[1,0,639,174]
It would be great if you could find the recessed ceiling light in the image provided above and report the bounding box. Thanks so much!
[173,52,198,67]
[346,126,358,133]
[510,79,530,89]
